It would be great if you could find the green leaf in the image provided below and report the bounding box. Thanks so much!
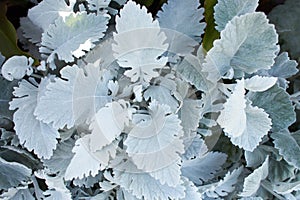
[202,0,220,51]
[271,131,300,169]
[248,84,296,132]
[0,2,37,63]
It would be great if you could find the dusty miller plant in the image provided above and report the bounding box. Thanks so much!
[0,0,300,199]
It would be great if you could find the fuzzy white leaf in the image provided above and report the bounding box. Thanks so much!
[40,12,109,68]
[157,0,205,55]
[217,79,247,138]
[35,171,72,199]
[240,157,269,197]
[245,147,269,168]
[214,0,259,31]
[271,131,300,169]
[9,79,59,159]
[89,100,131,151]
[240,197,263,200]
[229,103,272,152]
[244,75,277,92]
[203,12,279,82]
[110,158,185,200]
[144,85,179,112]
[43,138,75,175]
[257,52,299,89]
[28,0,76,31]
[0,158,31,190]
[133,85,143,102]
[0,186,35,200]
[206,166,243,198]
[114,0,156,32]
[217,80,272,151]
[124,101,184,186]
[83,36,115,70]
[157,0,205,42]
[273,181,300,195]
[182,135,207,160]
[248,84,296,132]
[267,52,298,79]
[1,56,33,81]
[180,99,202,136]
[113,0,168,83]
[65,135,117,180]
[181,178,202,200]
[35,171,72,200]
[34,64,112,129]
[44,190,72,200]
[87,0,111,12]
[181,152,227,185]
[73,172,103,188]
[175,55,214,92]
[148,162,183,188]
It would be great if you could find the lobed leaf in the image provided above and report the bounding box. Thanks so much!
[203,12,279,82]
[89,100,131,151]
[217,79,272,151]
[214,0,258,32]
[125,101,184,186]
[65,135,117,180]
[181,152,227,185]
[28,0,76,31]
[271,131,300,169]
[205,166,243,198]
[40,12,109,68]
[175,55,214,92]
[157,0,206,55]
[9,78,59,159]
[113,0,168,83]
[248,84,296,132]
[109,158,185,200]
[43,138,75,175]
[34,64,113,129]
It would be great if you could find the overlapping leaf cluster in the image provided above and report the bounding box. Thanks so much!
[0,0,299,199]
